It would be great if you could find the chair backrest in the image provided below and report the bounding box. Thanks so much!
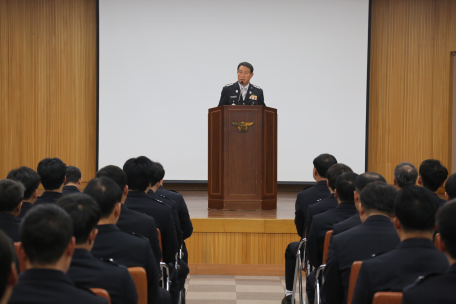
[434,233,441,248]
[372,292,403,304]
[157,228,163,262]
[14,242,27,273]
[322,230,333,264]
[347,261,363,304]
[128,267,148,304]
[90,288,111,304]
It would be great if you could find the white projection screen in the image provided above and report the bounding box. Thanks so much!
[98,0,369,182]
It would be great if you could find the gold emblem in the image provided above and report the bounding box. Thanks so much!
[231,122,254,133]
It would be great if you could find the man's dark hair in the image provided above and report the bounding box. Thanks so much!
[7,166,41,200]
[444,173,456,200]
[237,62,254,73]
[0,180,25,213]
[20,204,73,265]
[0,230,14,299]
[96,165,128,192]
[335,172,358,202]
[360,182,396,216]
[326,163,352,191]
[123,156,154,191]
[437,200,456,259]
[56,193,101,245]
[394,162,418,188]
[83,177,121,218]
[155,162,165,181]
[419,159,448,192]
[355,172,387,193]
[313,153,337,178]
[36,158,67,190]
[65,166,81,184]
[394,185,440,233]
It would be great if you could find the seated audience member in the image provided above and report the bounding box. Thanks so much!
[393,162,418,190]
[0,230,18,304]
[84,177,170,304]
[322,182,400,304]
[0,180,24,242]
[444,173,456,201]
[57,193,138,304]
[418,159,448,206]
[34,158,67,206]
[351,186,449,304]
[62,166,82,195]
[96,165,162,263]
[6,167,40,220]
[295,154,337,238]
[9,204,107,304]
[402,200,456,304]
[332,172,387,236]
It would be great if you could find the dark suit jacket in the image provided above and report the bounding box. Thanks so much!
[402,263,456,304]
[352,238,449,304]
[67,249,138,304]
[322,215,400,304]
[218,82,265,106]
[434,194,447,208]
[307,202,357,268]
[9,269,108,304]
[62,185,80,196]
[17,201,33,221]
[332,212,362,236]
[305,193,338,237]
[34,192,62,206]
[0,213,20,242]
[295,181,330,238]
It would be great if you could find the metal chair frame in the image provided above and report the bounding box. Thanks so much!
[314,264,326,304]
[291,238,311,304]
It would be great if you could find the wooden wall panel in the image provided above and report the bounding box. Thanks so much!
[0,0,97,182]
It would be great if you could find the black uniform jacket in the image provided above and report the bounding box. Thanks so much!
[62,185,80,196]
[295,181,330,238]
[322,215,400,304]
[125,191,179,263]
[9,269,108,304]
[67,249,138,304]
[352,238,449,304]
[33,191,62,206]
[306,202,357,268]
[332,212,362,236]
[0,213,20,242]
[305,193,338,237]
[218,82,265,106]
[402,263,456,304]
[117,203,162,263]
[17,201,32,221]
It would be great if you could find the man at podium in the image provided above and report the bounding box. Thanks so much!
[218,62,265,106]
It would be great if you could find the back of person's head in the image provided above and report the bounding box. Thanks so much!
[0,180,24,213]
[155,162,165,181]
[0,230,15,302]
[96,165,128,191]
[20,204,73,265]
[83,177,121,218]
[65,166,81,185]
[355,172,387,193]
[394,162,418,188]
[444,173,456,200]
[123,156,154,191]
[335,172,358,202]
[437,200,456,260]
[36,158,67,190]
[326,163,353,191]
[360,182,396,216]
[6,167,41,200]
[419,159,448,192]
[394,185,440,233]
[56,194,101,245]
[313,154,337,178]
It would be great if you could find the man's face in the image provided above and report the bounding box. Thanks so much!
[237,65,253,85]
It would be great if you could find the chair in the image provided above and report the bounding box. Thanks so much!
[347,261,363,304]
[434,233,441,248]
[322,230,333,264]
[14,242,26,273]
[157,228,171,291]
[291,238,307,304]
[157,228,163,262]
[313,230,333,304]
[372,292,403,304]
[128,267,148,304]
[90,288,111,304]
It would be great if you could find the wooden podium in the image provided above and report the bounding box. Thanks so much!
[208,105,277,210]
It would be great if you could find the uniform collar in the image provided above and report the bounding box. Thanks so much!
[335,202,356,209]
[19,268,71,284]
[398,238,436,249]
[63,185,80,192]
[96,224,121,233]
[0,213,18,222]
[72,248,94,259]
[363,214,393,224]
[127,191,149,198]
[238,82,250,91]
[39,191,62,198]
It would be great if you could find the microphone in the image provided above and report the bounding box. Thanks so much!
[238,81,244,105]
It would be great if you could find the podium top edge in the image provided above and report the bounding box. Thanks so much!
[209,105,277,110]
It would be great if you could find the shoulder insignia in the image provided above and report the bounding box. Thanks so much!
[129,231,148,240]
[252,84,262,90]
[370,251,388,259]
[225,82,234,87]
[101,258,121,267]
[153,198,164,204]
[316,199,322,202]
[168,190,179,194]
[412,273,440,286]
[159,194,168,199]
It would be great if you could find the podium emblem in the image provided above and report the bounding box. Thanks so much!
[231,122,254,133]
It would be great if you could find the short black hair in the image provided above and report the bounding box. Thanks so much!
[444,173,456,200]
[155,162,165,181]
[0,230,14,299]
[83,177,121,218]
[96,165,128,191]
[56,193,101,245]
[335,172,358,202]
[65,166,81,184]
[394,185,440,233]
[394,162,418,188]
[360,182,396,216]
[20,204,73,265]
[123,157,154,192]
[0,179,25,213]
[326,163,352,191]
[313,153,337,178]
[419,159,448,192]
[237,62,254,73]
[7,166,41,200]
[437,200,456,259]
[355,172,387,193]
[37,158,67,190]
